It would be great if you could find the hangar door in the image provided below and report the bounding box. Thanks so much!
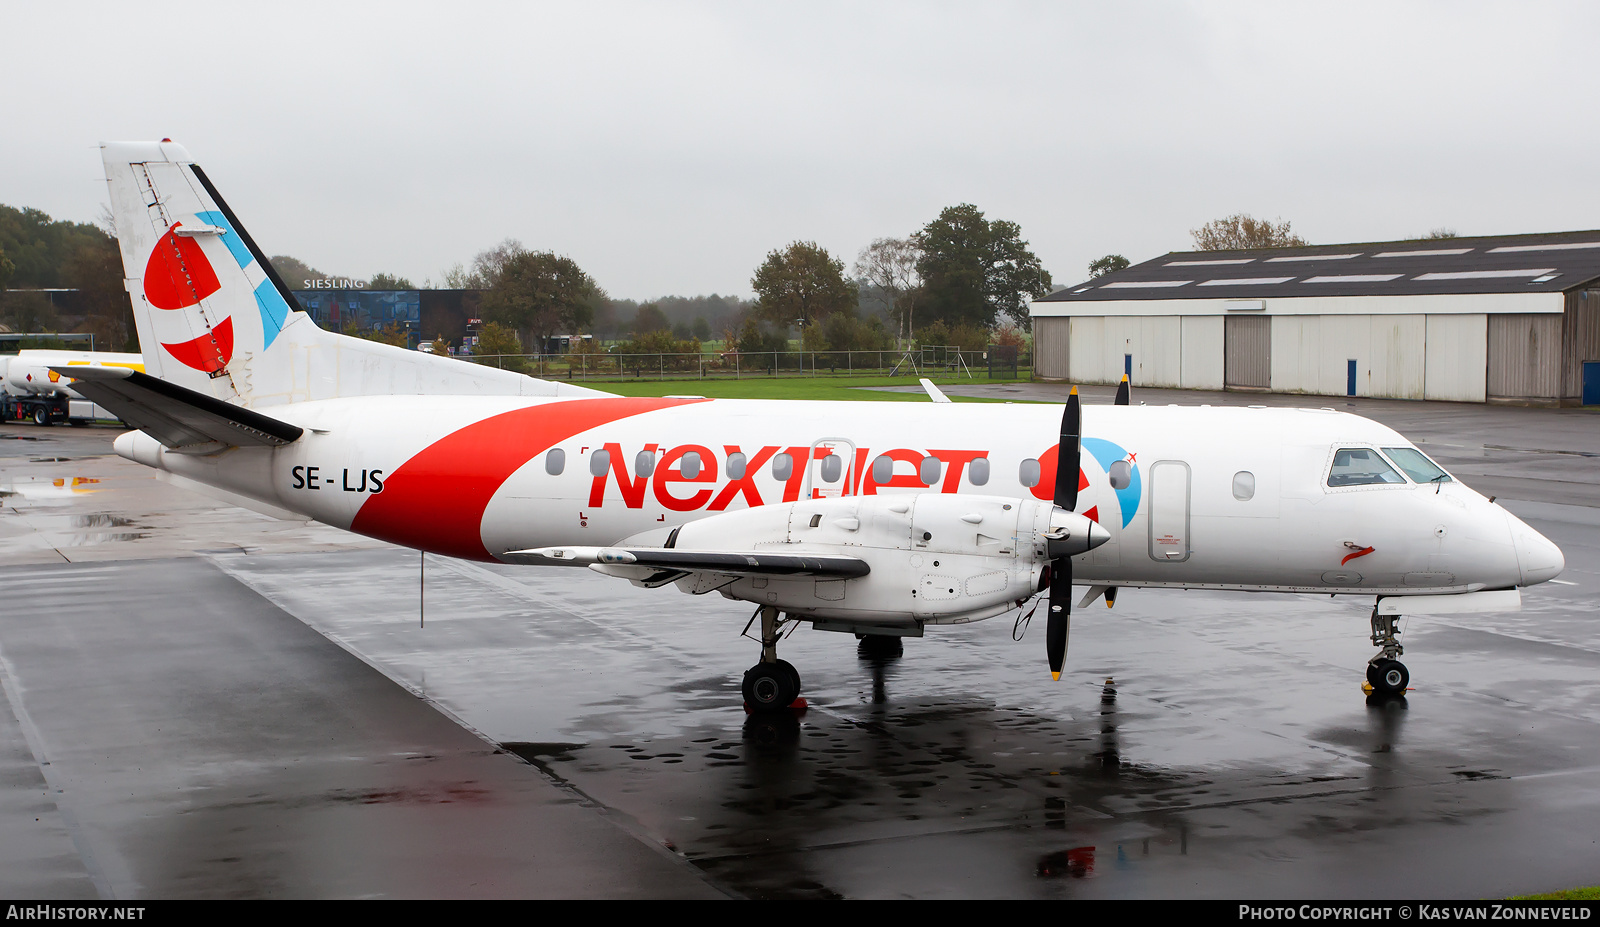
[1033,317,1070,379]
[1224,315,1271,389]
[1487,313,1560,401]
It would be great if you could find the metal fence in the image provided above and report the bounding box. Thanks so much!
[463,347,1032,382]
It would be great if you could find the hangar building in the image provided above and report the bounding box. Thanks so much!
[1029,231,1600,405]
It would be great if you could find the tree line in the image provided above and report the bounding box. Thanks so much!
[0,205,133,350]
[2,196,1464,359]
[455,201,1057,358]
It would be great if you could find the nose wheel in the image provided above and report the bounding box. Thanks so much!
[1367,606,1410,695]
[1367,659,1409,695]
[742,605,803,712]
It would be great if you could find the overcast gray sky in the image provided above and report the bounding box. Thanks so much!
[4,1,1598,299]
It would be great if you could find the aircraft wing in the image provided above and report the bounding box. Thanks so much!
[50,365,303,451]
[503,545,870,589]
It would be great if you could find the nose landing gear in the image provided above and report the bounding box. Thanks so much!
[1367,607,1410,696]
[742,605,804,712]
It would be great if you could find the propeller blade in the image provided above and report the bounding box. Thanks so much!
[1054,386,1081,511]
[1114,374,1130,406]
[1047,554,1071,680]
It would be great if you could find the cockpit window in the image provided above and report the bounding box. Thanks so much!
[1382,447,1452,485]
[1327,447,1405,487]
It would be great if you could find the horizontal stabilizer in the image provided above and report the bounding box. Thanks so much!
[919,378,953,403]
[504,545,871,578]
[51,365,302,450]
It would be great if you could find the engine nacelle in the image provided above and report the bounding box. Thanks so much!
[663,493,1107,629]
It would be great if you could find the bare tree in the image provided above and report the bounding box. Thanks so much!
[1190,214,1308,251]
[96,202,118,239]
[853,236,922,346]
[440,238,527,289]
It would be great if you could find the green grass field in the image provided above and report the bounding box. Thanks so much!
[1511,886,1600,900]
[593,375,1030,402]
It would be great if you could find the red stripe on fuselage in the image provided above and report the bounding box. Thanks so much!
[350,396,708,561]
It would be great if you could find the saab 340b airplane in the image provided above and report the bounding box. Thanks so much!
[62,140,1565,712]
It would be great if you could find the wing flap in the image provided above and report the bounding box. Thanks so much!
[504,546,871,578]
[51,365,303,450]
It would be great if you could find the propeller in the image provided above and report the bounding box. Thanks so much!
[1046,386,1081,680]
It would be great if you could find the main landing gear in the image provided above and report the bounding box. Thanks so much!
[742,605,803,712]
[1367,606,1410,696]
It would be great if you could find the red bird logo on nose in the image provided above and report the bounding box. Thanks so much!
[144,222,232,373]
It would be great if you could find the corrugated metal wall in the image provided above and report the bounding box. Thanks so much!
[1034,317,1070,379]
[1224,315,1270,389]
[1036,300,1576,403]
[1488,313,1562,400]
[1562,290,1600,401]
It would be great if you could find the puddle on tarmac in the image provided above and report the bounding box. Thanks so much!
[9,510,150,545]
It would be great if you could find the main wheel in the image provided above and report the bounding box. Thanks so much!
[742,662,799,712]
[773,658,802,694]
[31,407,49,426]
[1367,659,1409,695]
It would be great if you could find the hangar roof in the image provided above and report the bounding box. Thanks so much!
[1039,230,1600,303]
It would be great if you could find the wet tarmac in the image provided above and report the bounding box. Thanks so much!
[1,401,1597,899]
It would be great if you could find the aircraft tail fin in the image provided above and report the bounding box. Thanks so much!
[100,140,613,408]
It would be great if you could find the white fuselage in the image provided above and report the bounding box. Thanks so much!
[114,394,1560,598]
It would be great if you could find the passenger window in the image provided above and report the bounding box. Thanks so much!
[1382,447,1452,485]
[1232,470,1255,501]
[1109,460,1132,490]
[772,453,793,480]
[920,456,941,486]
[635,450,656,477]
[819,453,842,482]
[545,448,565,476]
[1019,458,1040,488]
[872,455,894,485]
[968,456,990,486]
[589,448,610,477]
[680,451,701,479]
[726,451,747,481]
[1327,447,1404,487]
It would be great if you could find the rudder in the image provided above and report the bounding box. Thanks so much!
[103,140,293,403]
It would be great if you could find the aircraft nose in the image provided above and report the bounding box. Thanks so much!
[1505,508,1564,586]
